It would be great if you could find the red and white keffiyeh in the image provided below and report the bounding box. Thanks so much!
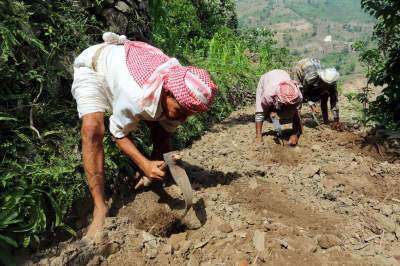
[124,40,217,116]
[276,80,302,105]
[163,66,218,113]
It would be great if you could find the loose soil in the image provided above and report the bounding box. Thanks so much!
[23,98,400,265]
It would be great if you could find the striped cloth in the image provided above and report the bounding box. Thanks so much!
[292,58,323,86]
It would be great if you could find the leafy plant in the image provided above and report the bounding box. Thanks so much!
[0,0,103,257]
[357,0,400,128]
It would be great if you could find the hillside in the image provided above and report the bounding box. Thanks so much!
[236,0,374,76]
[237,0,373,26]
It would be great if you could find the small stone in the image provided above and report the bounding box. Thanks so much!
[322,165,337,176]
[115,1,131,13]
[94,231,109,245]
[102,8,128,34]
[187,255,200,266]
[252,230,265,252]
[248,179,259,190]
[311,145,321,152]
[142,232,156,243]
[211,194,218,201]
[49,255,67,266]
[300,165,320,178]
[279,239,289,249]
[392,204,400,214]
[217,223,233,233]
[323,191,339,201]
[37,258,51,266]
[145,246,158,259]
[385,232,396,242]
[87,255,103,266]
[317,234,341,249]
[235,231,247,238]
[338,197,353,206]
[287,236,317,253]
[100,242,120,257]
[371,213,396,233]
[380,204,393,216]
[179,240,193,255]
[169,232,187,251]
[162,244,172,255]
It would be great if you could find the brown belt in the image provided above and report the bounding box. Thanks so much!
[91,44,108,72]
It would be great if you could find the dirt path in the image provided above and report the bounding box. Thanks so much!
[26,105,400,266]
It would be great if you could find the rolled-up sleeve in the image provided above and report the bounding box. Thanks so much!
[255,75,265,113]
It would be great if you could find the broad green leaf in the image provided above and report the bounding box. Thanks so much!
[0,234,18,247]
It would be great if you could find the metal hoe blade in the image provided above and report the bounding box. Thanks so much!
[271,117,284,146]
[163,151,193,216]
[311,111,320,126]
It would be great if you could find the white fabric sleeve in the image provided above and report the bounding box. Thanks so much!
[109,109,140,138]
[255,75,266,113]
[109,89,143,138]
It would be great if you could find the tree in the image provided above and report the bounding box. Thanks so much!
[359,0,400,127]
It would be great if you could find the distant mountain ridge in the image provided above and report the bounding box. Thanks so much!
[236,0,373,27]
[235,0,374,76]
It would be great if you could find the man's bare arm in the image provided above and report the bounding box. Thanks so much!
[114,136,165,180]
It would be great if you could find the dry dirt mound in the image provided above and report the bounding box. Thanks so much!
[25,107,400,266]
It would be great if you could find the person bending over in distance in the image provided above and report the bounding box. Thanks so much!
[255,69,303,146]
[71,32,218,239]
[292,58,342,130]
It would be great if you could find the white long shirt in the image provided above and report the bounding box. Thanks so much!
[72,44,181,138]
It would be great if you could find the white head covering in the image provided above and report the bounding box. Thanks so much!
[318,68,340,84]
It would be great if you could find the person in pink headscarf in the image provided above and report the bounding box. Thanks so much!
[71,33,217,238]
[255,69,303,146]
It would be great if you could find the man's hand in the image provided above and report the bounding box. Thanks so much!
[270,112,279,120]
[142,160,166,181]
[309,104,319,114]
[331,121,344,131]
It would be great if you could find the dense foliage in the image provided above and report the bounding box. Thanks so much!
[0,0,291,262]
[0,1,104,262]
[357,0,400,127]
[150,0,292,147]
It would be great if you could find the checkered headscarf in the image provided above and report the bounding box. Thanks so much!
[163,66,218,113]
[276,80,302,105]
[124,41,218,115]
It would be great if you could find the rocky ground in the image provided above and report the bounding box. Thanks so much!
[21,80,400,266]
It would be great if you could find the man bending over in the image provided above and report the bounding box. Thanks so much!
[71,33,218,238]
[255,69,303,146]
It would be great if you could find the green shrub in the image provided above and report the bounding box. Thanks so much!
[357,0,400,128]
[0,0,103,261]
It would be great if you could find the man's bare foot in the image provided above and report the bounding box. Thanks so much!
[331,121,344,131]
[288,134,299,146]
[85,205,108,239]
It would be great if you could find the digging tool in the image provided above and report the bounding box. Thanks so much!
[309,102,320,126]
[271,117,284,146]
[163,151,193,216]
[134,152,193,216]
